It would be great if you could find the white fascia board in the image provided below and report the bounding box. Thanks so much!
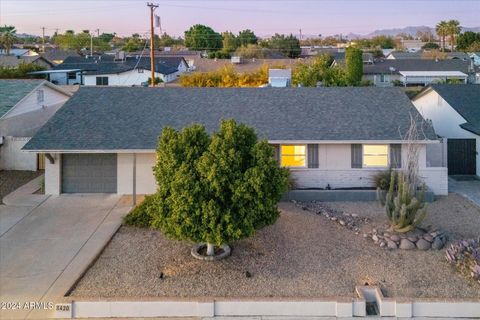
[268,140,439,144]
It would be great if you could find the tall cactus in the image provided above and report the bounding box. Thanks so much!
[377,171,428,233]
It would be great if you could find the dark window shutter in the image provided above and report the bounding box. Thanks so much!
[351,144,362,168]
[307,144,319,168]
[390,144,402,168]
[272,144,280,164]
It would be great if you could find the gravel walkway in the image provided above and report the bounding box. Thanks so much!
[0,170,42,203]
[71,195,480,299]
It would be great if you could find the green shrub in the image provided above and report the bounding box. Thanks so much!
[373,169,397,191]
[123,195,156,228]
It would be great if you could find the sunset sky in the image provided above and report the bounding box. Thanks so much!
[1,0,479,37]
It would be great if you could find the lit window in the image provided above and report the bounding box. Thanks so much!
[363,145,389,167]
[281,145,306,167]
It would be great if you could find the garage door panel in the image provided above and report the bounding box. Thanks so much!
[62,154,117,193]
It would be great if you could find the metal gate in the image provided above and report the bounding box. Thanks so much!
[61,154,117,193]
[447,139,476,175]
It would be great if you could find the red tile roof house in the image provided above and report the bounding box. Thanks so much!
[23,87,448,196]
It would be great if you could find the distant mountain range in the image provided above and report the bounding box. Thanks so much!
[346,26,480,39]
[296,26,480,40]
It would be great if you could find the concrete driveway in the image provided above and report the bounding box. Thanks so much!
[0,178,131,319]
[449,176,480,207]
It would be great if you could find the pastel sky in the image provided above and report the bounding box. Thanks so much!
[1,0,479,37]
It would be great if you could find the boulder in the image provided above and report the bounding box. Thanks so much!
[416,239,431,250]
[399,239,416,250]
[432,237,444,250]
[408,236,418,242]
[423,235,434,243]
[387,240,398,250]
[390,234,400,242]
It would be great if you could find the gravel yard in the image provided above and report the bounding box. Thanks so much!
[70,194,480,299]
[0,170,42,202]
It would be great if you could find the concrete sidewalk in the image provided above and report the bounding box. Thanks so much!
[0,179,132,319]
[449,177,480,207]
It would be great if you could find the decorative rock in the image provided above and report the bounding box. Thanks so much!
[399,239,416,250]
[339,220,346,226]
[423,235,434,243]
[430,231,439,238]
[372,229,377,234]
[387,240,398,249]
[432,237,444,250]
[408,236,418,242]
[383,232,390,237]
[390,235,400,242]
[331,217,337,221]
[416,238,431,250]
[400,234,407,239]
[372,235,379,242]
[351,213,359,217]
[363,233,368,238]
[380,241,386,248]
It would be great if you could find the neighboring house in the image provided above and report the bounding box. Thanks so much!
[412,84,480,176]
[24,87,447,196]
[0,55,54,69]
[40,49,81,65]
[400,40,426,52]
[386,51,470,60]
[36,55,185,86]
[268,69,292,87]
[0,48,38,57]
[363,59,477,86]
[469,52,480,66]
[0,80,72,170]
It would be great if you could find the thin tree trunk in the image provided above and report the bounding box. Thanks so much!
[206,243,214,256]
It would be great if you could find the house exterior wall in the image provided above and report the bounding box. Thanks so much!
[117,153,157,195]
[50,72,82,85]
[413,90,480,175]
[42,143,447,196]
[0,137,37,171]
[363,74,402,87]
[1,85,69,120]
[84,69,178,86]
[45,154,61,195]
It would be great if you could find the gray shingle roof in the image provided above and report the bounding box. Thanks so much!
[429,84,480,135]
[0,79,45,117]
[388,51,470,60]
[53,55,179,75]
[23,87,437,151]
[364,59,473,74]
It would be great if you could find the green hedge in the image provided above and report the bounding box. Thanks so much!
[123,195,156,228]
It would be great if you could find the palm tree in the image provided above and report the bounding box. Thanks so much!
[446,20,461,51]
[0,25,17,55]
[435,21,448,51]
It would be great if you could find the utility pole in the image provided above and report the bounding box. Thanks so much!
[41,27,46,52]
[299,28,302,41]
[147,3,159,87]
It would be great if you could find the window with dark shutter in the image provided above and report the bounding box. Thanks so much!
[390,144,402,168]
[307,144,319,168]
[351,144,362,168]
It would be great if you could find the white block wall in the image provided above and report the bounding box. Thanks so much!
[0,137,37,171]
[45,154,61,195]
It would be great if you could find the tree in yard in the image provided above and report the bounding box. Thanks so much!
[457,31,480,51]
[421,42,440,50]
[221,31,238,53]
[345,46,363,86]
[436,20,449,51]
[292,53,333,87]
[370,35,395,49]
[237,29,258,46]
[0,25,17,55]
[269,34,301,58]
[184,24,222,52]
[467,41,480,52]
[151,120,290,257]
[446,20,461,51]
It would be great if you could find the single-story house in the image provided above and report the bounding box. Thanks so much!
[363,59,477,86]
[412,84,480,176]
[0,55,54,69]
[0,79,72,170]
[268,69,292,87]
[38,55,187,86]
[0,48,38,57]
[23,87,448,195]
[40,49,81,65]
[469,52,480,66]
[386,51,471,60]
